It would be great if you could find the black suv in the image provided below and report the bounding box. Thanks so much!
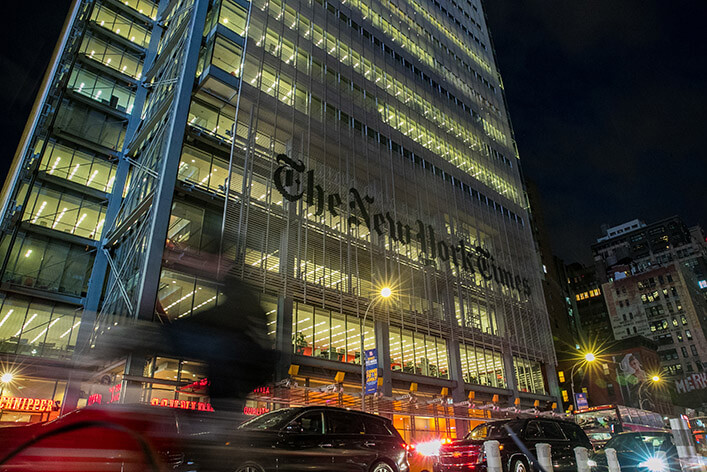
[435,418,592,472]
[227,406,410,472]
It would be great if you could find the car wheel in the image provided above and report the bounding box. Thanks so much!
[511,457,530,472]
[235,463,265,472]
[371,461,395,472]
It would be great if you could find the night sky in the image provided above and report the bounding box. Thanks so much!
[2,1,706,264]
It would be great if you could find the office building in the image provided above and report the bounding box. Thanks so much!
[593,216,707,292]
[0,0,558,436]
[602,263,707,380]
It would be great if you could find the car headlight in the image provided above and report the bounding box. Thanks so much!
[638,457,667,472]
[587,459,598,468]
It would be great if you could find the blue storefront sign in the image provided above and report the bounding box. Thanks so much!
[574,392,588,410]
[365,349,378,395]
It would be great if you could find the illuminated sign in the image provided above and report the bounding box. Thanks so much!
[243,406,270,415]
[675,373,707,394]
[0,396,59,413]
[87,383,121,406]
[149,398,214,411]
[177,378,209,394]
[273,154,532,296]
[698,280,707,289]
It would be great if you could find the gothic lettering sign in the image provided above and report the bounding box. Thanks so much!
[273,154,532,296]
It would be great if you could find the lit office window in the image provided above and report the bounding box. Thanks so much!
[219,0,248,36]
[292,302,374,364]
[23,185,107,240]
[2,235,93,297]
[459,343,506,388]
[40,142,116,193]
[157,270,219,321]
[514,357,546,394]
[389,326,448,378]
[0,297,80,358]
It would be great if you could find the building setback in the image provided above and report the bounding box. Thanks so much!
[0,0,557,436]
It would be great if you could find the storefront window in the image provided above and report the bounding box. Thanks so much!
[389,326,448,378]
[0,378,66,424]
[144,357,210,406]
[513,357,546,395]
[460,343,506,388]
[292,302,374,364]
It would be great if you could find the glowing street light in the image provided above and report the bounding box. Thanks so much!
[0,373,13,384]
[651,375,661,382]
[361,286,393,411]
[570,351,597,412]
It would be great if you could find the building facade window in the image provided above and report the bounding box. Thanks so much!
[460,343,506,388]
[389,326,448,378]
[0,296,81,359]
[292,302,374,364]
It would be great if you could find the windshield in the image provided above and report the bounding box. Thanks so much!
[606,433,675,454]
[574,409,618,432]
[237,408,295,430]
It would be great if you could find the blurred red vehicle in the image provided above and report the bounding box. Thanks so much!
[0,404,201,471]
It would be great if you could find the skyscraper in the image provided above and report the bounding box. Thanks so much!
[0,0,557,436]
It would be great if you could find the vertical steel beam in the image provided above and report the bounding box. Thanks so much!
[133,0,209,322]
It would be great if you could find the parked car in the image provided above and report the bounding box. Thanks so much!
[228,406,411,472]
[588,431,680,472]
[434,417,592,472]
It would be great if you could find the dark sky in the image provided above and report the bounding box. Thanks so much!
[2,1,706,264]
[484,0,707,263]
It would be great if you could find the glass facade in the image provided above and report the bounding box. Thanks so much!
[0,0,557,422]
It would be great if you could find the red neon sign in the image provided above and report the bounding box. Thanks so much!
[149,398,214,411]
[0,396,58,413]
[243,406,270,415]
[252,386,271,395]
[177,378,209,394]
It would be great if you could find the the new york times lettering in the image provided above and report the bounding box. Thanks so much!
[273,154,531,296]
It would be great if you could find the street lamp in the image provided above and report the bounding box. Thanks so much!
[638,375,661,409]
[569,352,596,412]
[361,287,392,412]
